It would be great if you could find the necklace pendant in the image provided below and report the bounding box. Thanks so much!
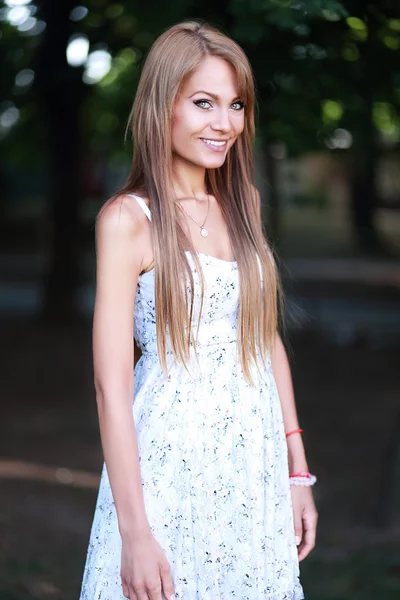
[200,227,208,237]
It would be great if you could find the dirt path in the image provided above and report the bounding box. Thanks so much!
[0,319,399,599]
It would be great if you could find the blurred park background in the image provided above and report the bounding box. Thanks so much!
[1,0,400,598]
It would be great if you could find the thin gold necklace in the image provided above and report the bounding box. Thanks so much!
[176,194,210,238]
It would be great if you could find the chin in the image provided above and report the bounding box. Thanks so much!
[198,154,227,169]
[205,160,227,170]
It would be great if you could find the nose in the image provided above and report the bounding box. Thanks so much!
[211,107,233,134]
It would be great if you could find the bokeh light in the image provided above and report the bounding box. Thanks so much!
[4,0,32,6]
[0,104,20,130]
[325,128,353,149]
[14,68,35,88]
[66,35,90,67]
[83,50,112,84]
[69,6,88,22]
[5,5,30,25]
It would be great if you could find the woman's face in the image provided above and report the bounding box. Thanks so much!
[172,55,245,170]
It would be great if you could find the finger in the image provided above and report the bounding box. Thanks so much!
[298,514,317,562]
[147,582,163,600]
[298,527,316,561]
[293,512,303,548]
[130,585,147,600]
[159,562,176,600]
[121,581,131,599]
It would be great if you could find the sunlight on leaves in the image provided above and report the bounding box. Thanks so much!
[388,19,400,32]
[322,99,343,124]
[382,35,400,50]
[373,102,397,135]
[341,42,360,61]
[346,16,368,41]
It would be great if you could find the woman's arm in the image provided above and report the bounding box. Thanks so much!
[271,333,318,561]
[92,197,150,539]
[254,185,317,558]
[270,334,308,473]
[93,197,177,599]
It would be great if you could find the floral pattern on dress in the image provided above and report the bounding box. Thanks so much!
[79,252,304,600]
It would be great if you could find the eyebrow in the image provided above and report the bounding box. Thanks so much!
[190,90,241,101]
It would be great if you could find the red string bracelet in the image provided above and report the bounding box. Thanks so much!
[290,472,311,479]
[285,428,303,439]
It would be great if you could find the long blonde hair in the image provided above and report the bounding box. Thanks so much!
[117,20,283,386]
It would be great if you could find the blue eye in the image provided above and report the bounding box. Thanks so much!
[193,99,245,111]
[194,99,212,109]
[231,101,245,111]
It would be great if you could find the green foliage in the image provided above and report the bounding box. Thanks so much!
[1,0,400,168]
[231,0,348,32]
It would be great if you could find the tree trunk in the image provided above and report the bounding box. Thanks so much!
[347,154,384,255]
[35,0,86,321]
[346,31,388,257]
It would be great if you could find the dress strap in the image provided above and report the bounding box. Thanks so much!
[127,194,152,222]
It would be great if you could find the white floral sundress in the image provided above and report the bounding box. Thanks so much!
[79,195,304,600]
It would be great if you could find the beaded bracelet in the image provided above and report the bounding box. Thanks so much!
[285,428,303,439]
[289,471,317,487]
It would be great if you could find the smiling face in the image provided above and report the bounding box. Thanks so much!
[171,55,245,170]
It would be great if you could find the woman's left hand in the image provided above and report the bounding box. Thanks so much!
[290,485,318,561]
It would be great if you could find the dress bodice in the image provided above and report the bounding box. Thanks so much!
[134,252,240,356]
[128,193,263,360]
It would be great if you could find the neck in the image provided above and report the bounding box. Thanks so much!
[172,155,207,199]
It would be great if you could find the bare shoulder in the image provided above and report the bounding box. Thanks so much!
[95,193,152,273]
[96,193,149,236]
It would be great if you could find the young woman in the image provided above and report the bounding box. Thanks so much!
[80,20,318,600]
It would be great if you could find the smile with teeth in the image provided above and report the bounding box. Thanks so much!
[201,138,228,147]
